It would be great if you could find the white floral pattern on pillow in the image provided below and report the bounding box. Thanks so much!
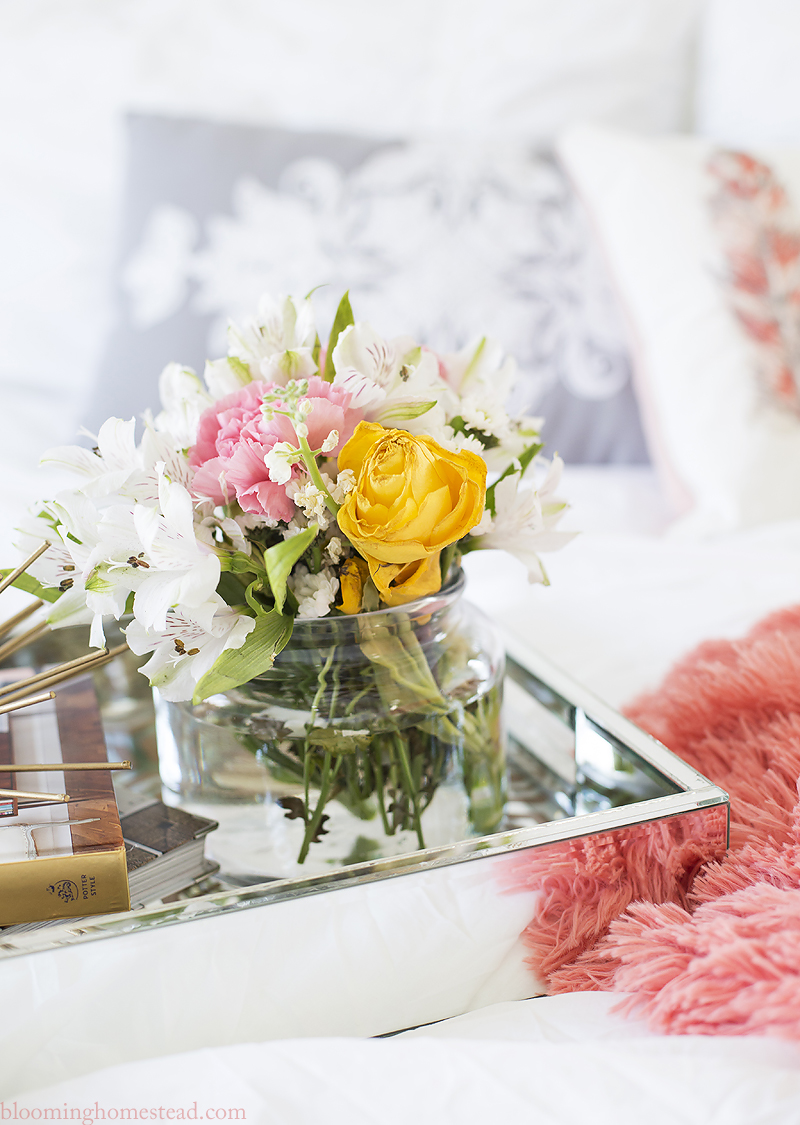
[91,118,647,463]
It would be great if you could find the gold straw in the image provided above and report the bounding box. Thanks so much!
[0,599,44,643]
[0,761,131,772]
[0,691,55,716]
[0,787,68,802]
[0,542,50,597]
[0,648,110,699]
[0,643,129,707]
[0,621,50,664]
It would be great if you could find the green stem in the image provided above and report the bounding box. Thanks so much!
[373,741,393,836]
[298,750,335,863]
[394,732,425,850]
[298,434,340,517]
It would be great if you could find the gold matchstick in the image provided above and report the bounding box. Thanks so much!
[0,787,68,803]
[0,761,131,773]
[0,542,50,598]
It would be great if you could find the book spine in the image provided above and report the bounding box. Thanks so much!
[0,846,129,925]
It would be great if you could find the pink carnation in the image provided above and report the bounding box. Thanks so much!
[189,377,360,522]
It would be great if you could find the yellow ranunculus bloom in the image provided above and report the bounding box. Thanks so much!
[337,422,487,607]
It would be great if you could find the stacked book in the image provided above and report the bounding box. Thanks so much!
[0,672,218,926]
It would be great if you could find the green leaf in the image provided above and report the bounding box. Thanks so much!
[216,572,249,607]
[263,527,317,614]
[304,727,372,754]
[219,550,264,575]
[192,610,294,703]
[245,578,271,616]
[485,441,543,516]
[322,291,354,383]
[0,569,60,604]
[312,332,322,370]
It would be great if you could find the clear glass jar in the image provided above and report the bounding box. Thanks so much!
[155,572,506,879]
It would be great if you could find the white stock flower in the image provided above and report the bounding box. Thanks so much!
[460,390,513,443]
[320,429,339,454]
[327,469,356,504]
[228,294,317,386]
[289,564,339,619]
[287,479,331,530]
[125,597,256,703]
[263,441,303,486]
[332,323,446,424]
[470,457,575,584]
[154,364,213,448]
[325,537,346,564]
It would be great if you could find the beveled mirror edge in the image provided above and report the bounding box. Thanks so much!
[502,634,715,792]
[0,780,729,961]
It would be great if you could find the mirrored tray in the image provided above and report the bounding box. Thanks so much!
[0,624,729,961]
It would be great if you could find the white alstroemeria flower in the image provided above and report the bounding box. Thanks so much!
[125,597,256,703]
[41,417,142,500]
[154,364,213,448]
[28,493,147,646]
[125,421,194,503]
[131,466,221,632]
[332,323,446,424]
[228,294,317,386]
[438,336,517,403]
[194,501,254,555]
[263,441,303,486]
[13,517,95,633]
[203,356,253,399]
[289,564,339,619]
[470,457,575,584]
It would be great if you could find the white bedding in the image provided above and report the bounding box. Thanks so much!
[10,996,800,1124]
[3,419,800,1110]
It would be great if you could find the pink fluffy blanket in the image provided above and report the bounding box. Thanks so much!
[517,605,800,1038]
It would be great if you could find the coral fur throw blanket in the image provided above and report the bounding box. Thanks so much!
[518,605,800,1038]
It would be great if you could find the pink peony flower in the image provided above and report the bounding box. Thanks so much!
[189,377,361,521]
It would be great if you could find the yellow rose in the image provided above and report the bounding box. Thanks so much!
[337,422,487,607]
[336,556,370,615]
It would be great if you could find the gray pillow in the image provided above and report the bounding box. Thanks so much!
[87,112,648,464]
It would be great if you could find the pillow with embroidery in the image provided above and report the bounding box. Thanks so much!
[560,124,800,532]
[85,113,647,465]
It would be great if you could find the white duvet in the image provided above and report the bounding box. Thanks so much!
[4,458,800,1115]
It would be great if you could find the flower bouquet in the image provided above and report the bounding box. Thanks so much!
[10,291,573,874]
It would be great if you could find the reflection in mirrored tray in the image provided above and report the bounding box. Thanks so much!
[0,623,729,961]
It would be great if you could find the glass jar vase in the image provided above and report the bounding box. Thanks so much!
[155,571,506,880]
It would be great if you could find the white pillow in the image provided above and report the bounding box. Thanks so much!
[698,0,800,146]
[558,124,800,534]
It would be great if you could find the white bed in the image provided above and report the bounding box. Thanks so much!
[4,0,800,1116]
